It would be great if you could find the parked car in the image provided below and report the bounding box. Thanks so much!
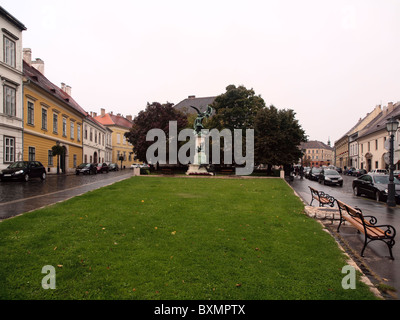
[0,161,46,182]
[95,163,109,173]
[308,167,322,181]
[318,169,343,186]
[352,168,367,177]
[394,170,400,179]
[352,173,400,202]
[108,163,119,171]
[75,163,97,175]
[304,167,311,179]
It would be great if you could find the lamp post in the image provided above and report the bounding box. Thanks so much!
[386,117,399,207]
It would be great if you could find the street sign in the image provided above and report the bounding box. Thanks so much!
[385,137,399,151]
[384,150,400,165]
[384,152,390,165]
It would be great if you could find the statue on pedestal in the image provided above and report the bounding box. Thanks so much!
[186,105,214,175]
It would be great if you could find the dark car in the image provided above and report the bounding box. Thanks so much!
[108,163,119,171]
[345,167,356,175]
[352,169,367,177]
[95,163,109,173]
[318,169,343,186]
[308,167,322,181]
[75,163,97,175]
[352,173,400,202]
[0,161,46,182]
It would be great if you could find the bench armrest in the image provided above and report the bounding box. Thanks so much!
[371,224,397,239]
[318,191,335,201]
[362,215,378,226]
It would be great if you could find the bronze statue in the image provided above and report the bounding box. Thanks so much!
[190,105,213,134]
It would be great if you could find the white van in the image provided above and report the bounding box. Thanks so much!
[369,169,388,174]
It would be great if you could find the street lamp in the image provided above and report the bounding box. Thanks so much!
[386,117,399,207]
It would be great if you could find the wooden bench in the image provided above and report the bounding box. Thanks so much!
[308,186,335,207]
[336,199,396,260]
[221,168,234,175]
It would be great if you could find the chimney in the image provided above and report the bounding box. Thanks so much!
[388,102,394,113]
[126,115,132,121]
[101,108,105,116]
[93,112,97,117]
[65,85,72,96]
[23,48,32,66]
[31,58,45,74]
[188,95,196,99]
[61,83,66,91]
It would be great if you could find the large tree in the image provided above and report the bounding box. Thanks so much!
[125,102,187,163]
[209,84,265,131]
[254,105,307,168]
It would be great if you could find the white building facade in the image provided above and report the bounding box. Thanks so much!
[83,113,110,164]
[0,7,26,170]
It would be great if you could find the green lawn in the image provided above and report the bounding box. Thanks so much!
[0,176,377,300]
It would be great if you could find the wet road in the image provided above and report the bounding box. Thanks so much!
[0,170,133,220]
[290,174,400,298]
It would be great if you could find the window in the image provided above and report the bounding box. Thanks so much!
[42,108,47,130]
[375,140,378,150]
[48,150,53,166]
[368,142,370,151]
[90,128,93,141]
[84,125,87,140]
[77,125,81,142]
[375,161,379,169]
[3,86,16,116]
[62,118,67,137]
[70,122,74,139]
[117,133,121,144]
[27,101,34,125]
[4,136,15,163]
[73,154,77,168]
[28,147,36,161]
[3,36,16,67]
[53,113,58,133]
[95,130,97,143]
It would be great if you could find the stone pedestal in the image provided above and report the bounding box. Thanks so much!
[186,133,213,175]
[186,164,212,175]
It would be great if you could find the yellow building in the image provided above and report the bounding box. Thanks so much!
[22,50,86,173]
[94,108,137,168]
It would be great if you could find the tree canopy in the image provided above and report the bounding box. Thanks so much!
[125,102,187,163]
[254,105,307,166]
[209,84,265,131]
[208,84,307,169]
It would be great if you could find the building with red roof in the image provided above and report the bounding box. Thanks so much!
[94,108,138,167]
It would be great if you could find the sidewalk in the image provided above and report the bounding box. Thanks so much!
[293,189,399,300]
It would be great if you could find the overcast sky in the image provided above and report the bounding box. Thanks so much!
[3,0,400,144]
